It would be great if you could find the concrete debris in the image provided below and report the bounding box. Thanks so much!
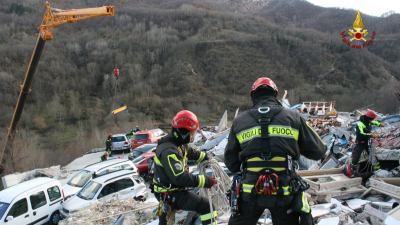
[299,156,320,170]
[199,129,230,152]
[308,118,341,135]
[374,169,395,178]
[317,216,340,225]
[216,110,228,133]
[345,199,370,210]
[59,199,157,225]
[375,148,400,161]
[384,205,400,225]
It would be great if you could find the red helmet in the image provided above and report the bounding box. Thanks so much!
[171,110,199,132]
[365,109,377,119]
[251,77,278,96]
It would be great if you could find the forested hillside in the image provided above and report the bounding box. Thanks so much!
[0,0,399,171]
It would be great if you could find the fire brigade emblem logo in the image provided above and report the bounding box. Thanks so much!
[341,10,376,48]
[174,163,183,171]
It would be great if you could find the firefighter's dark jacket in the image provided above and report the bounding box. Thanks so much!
[153,135,208,190]
[105,138,112,147]
[355,115,381,143]
[224,97,327,173]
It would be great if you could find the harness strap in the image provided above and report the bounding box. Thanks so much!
[246,161,288,168]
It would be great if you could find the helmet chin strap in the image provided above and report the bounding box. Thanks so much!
[172,128,190,145]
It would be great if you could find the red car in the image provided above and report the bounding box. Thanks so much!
[131,129,166,149]
[132,152,155,175]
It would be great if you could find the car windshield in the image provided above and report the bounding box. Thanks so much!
[77,181,101,200]
[112,136,125,142]
[135,145,155,153]
[0,202,9,219]
[67,170,92,187]
[134,134,148,140]
[132,156,145,164]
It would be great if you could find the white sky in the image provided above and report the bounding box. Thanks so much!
[305,0,400,17]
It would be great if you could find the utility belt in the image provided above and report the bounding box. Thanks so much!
[152,178,182,193]
[240,155,308,197]
[153,184,180,193]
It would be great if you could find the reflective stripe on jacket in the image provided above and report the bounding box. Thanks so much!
[224,97,326,173]
[153,135,207,192]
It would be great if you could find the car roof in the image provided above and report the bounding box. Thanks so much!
[84,158,131,172]
[91,170,136,184]
[112,133,127,137]
[136,143,157,149]
[135,130,150,135]
[0,177,58,203]
[141,152,155,158]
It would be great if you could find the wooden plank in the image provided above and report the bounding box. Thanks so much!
[320,178,361,191]
[360,187,373,198]
[378,178,400,186]
[298,167,344,177]
[304,174,361,192]
[369,178,400,200]
[309,185,366,201]
[371,188,400,201]
[316,185,367,196]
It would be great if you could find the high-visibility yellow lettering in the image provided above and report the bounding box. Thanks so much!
[236,125,299,144]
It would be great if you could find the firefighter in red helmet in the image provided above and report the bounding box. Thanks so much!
[152,110,218,225]
[351,109,384,176]
[225,77,326,225]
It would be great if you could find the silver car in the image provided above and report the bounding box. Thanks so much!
[111,134,131,153]
[60,171,147,218]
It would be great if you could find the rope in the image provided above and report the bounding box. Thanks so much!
[198,158,231,216]
[207,189,215,224]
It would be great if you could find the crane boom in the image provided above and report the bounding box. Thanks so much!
[0,1,114,179]
[41,2,114,40]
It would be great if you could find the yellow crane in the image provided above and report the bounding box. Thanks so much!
[0,1,114,178]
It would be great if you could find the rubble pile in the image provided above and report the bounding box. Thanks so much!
[376,128,400,150]
[294,110,400,225]
[59,199,157,225]
[308,118,342,136]
[3,105,400,225]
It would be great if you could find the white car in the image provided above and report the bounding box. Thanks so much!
[63,159,138,199]
[0,177,63,225]
[60,170,147,218]
[111,133,131,153]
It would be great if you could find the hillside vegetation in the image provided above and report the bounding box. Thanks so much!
[0,0,399,172]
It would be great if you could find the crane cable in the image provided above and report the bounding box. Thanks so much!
[108,0,128,112]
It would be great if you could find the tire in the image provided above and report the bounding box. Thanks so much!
[134,195,146,202]
[140,173,149,182]
[50,211,61,225]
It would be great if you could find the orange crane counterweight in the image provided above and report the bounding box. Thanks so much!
[0,1,114,179]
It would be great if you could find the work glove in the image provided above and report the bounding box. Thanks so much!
[204,176,217,188]
[380,123,385,127]
[371,133,380,138]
